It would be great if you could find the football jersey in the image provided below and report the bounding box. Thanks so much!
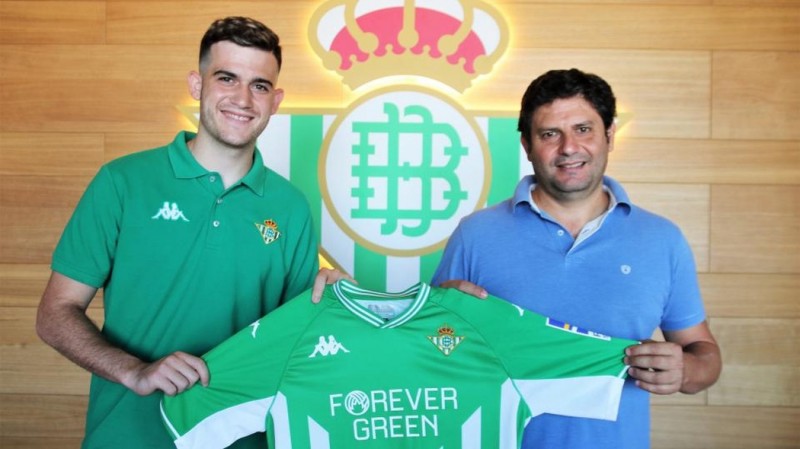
[161,281,635,448]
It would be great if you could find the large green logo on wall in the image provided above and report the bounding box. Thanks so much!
[256,0,520,291]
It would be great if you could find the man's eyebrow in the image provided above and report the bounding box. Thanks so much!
[212,70,274,88]
[212,70,237,79]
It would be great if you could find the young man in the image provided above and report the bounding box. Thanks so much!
[36,17,318,448]
[432,68,722,448]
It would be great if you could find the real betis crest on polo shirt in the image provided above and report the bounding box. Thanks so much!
[182,0,530,291]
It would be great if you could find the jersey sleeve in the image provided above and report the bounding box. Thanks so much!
[52,166,122,288]
[160,290,318,448]
[436,288,634,421]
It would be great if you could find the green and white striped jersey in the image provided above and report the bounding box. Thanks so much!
[161,281,633,448]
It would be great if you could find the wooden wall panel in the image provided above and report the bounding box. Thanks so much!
[1,437,82,449]
[509,5,800,51]
[651,405,800,449]
[710,185,800,273]
[462,50,711,139]
[609,138,800,185]
[0,1,106,44]
[0,394,86,438]
[623,183,710,271]
[710,318,800,406]
[701,273,800,318]
[0,132,104,176]
[712,51,800,141]
[0,264,50,307]
[0,175,90,263]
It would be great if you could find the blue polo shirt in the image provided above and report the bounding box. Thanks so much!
[432,174,706,449]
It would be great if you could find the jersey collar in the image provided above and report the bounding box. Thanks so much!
[332,280,431,329]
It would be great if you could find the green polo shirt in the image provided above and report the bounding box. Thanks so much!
[52,131,319,448]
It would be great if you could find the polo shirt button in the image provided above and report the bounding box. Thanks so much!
[209,175,217,182]
[216,198,224,205]
[557,230,565,236]
[212,220,220,227]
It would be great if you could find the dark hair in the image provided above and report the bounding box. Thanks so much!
[517,68,616,144]
[199,16,282,70]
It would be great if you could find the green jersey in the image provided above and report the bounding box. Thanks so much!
[161,281,634,448]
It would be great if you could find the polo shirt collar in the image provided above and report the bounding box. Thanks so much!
[511,174,632,214]
[167,131,267,195]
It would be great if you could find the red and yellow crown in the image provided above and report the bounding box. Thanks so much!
[437,324,455,336]
[309,0,509,92]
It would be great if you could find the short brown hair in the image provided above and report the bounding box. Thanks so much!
[199,16,282,71]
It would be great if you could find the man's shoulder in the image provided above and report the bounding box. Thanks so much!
[104,145,170,172]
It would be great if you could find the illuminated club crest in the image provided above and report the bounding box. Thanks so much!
[296,0,511,290]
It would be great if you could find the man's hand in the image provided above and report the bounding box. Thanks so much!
[123,351,209,396]
[311,268,355,303]
[438,280,488,299]
[624,340,684,395]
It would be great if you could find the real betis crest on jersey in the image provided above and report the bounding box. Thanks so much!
[182,0,528,291]
[428,324,465,356]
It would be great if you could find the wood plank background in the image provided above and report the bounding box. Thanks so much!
[1,0,798,447]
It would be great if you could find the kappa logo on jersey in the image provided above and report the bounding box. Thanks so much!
[309,335,350,358]
[151,201,189,222]
[249,321,261,338]
[428,324,464,356]
[546,318,612,341]
[254,218,281,245]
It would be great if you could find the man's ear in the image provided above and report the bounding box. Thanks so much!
[520,135,533,162]
[187,71,202,101]
[606,121,617,152]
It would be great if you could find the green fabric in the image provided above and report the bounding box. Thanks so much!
[52,131,319,448]
[162,281,634,448]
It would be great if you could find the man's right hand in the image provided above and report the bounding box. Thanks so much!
[124,351,209,396]
[438,280,488,299]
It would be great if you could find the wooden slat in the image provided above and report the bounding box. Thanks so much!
[651,405,800,449]
[0,133,104,176]
[0,80,189,133]
[712,51,800,141]
[0,264,50,307]
[623,183,710,272]
[510,5,800,51]
[462,50,711,139]
[0,343,93,396]
[0,394,86,438]
[0,175,90,263]
[105,1,317,45]
[710,365,800,407]
[710,185,800,274]
[700,273,800,318]
[0,44,194,80]
[608,138,800,185]
[709,317,800,406]
[0,305,104,346]
[0,1,105,44]
[0,437,82,449]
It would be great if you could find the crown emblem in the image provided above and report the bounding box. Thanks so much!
[309,0,509,92]
[437,324,455,336]
[428,323,464,356]
[255,218,281,245]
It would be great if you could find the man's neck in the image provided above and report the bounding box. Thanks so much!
[187,134,254,189]
[532,187,610,238]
